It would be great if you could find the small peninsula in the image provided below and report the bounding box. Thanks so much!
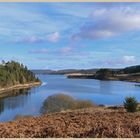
[0,61,41,93]
[66,65,140,83]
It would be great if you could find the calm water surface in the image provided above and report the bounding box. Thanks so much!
[0,74,140,122]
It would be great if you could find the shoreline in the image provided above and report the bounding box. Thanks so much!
[66,73,140,83]
[0,82,42,94]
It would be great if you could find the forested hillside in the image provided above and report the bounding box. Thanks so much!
[0,61,40,88]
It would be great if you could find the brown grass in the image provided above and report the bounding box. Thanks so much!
[0,107,140,138]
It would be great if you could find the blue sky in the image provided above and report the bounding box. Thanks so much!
[0,2,140,70]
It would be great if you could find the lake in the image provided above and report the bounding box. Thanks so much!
[0,74,140,122]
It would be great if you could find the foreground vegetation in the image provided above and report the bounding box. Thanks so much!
[124,97,138,112]
[39,92,140,115]
[0,94,140,137]
[41,94,140,114]
[1,106,140,138]
[41,94,94,114]
[0,61,40,88]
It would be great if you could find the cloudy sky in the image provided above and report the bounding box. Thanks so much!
[0,2,140,70]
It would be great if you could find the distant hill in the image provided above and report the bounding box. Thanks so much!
[32,69,98,75]
[32,69,55,74]
[123,65,140,74]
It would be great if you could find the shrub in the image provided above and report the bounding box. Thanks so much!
[41,94,75,113]
[123,97,138,112]
[40,94,94,114]
[75,100,94,109]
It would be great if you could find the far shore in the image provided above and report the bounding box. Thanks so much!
[66,73,140,83]
[0,81,42,94]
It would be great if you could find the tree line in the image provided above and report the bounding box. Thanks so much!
[0,60,40,88]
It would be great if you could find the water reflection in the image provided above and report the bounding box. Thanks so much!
[99,80,112,95]
[0,88,31,114]
[0,100,4,115]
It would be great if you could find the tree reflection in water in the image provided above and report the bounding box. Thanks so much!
[0,88,31,114]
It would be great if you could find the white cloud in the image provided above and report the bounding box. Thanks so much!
[47,32,60,43]
[72,7,140,40]
[14,32,61,44]
[122,55,136,63]
[13,35,42,43]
